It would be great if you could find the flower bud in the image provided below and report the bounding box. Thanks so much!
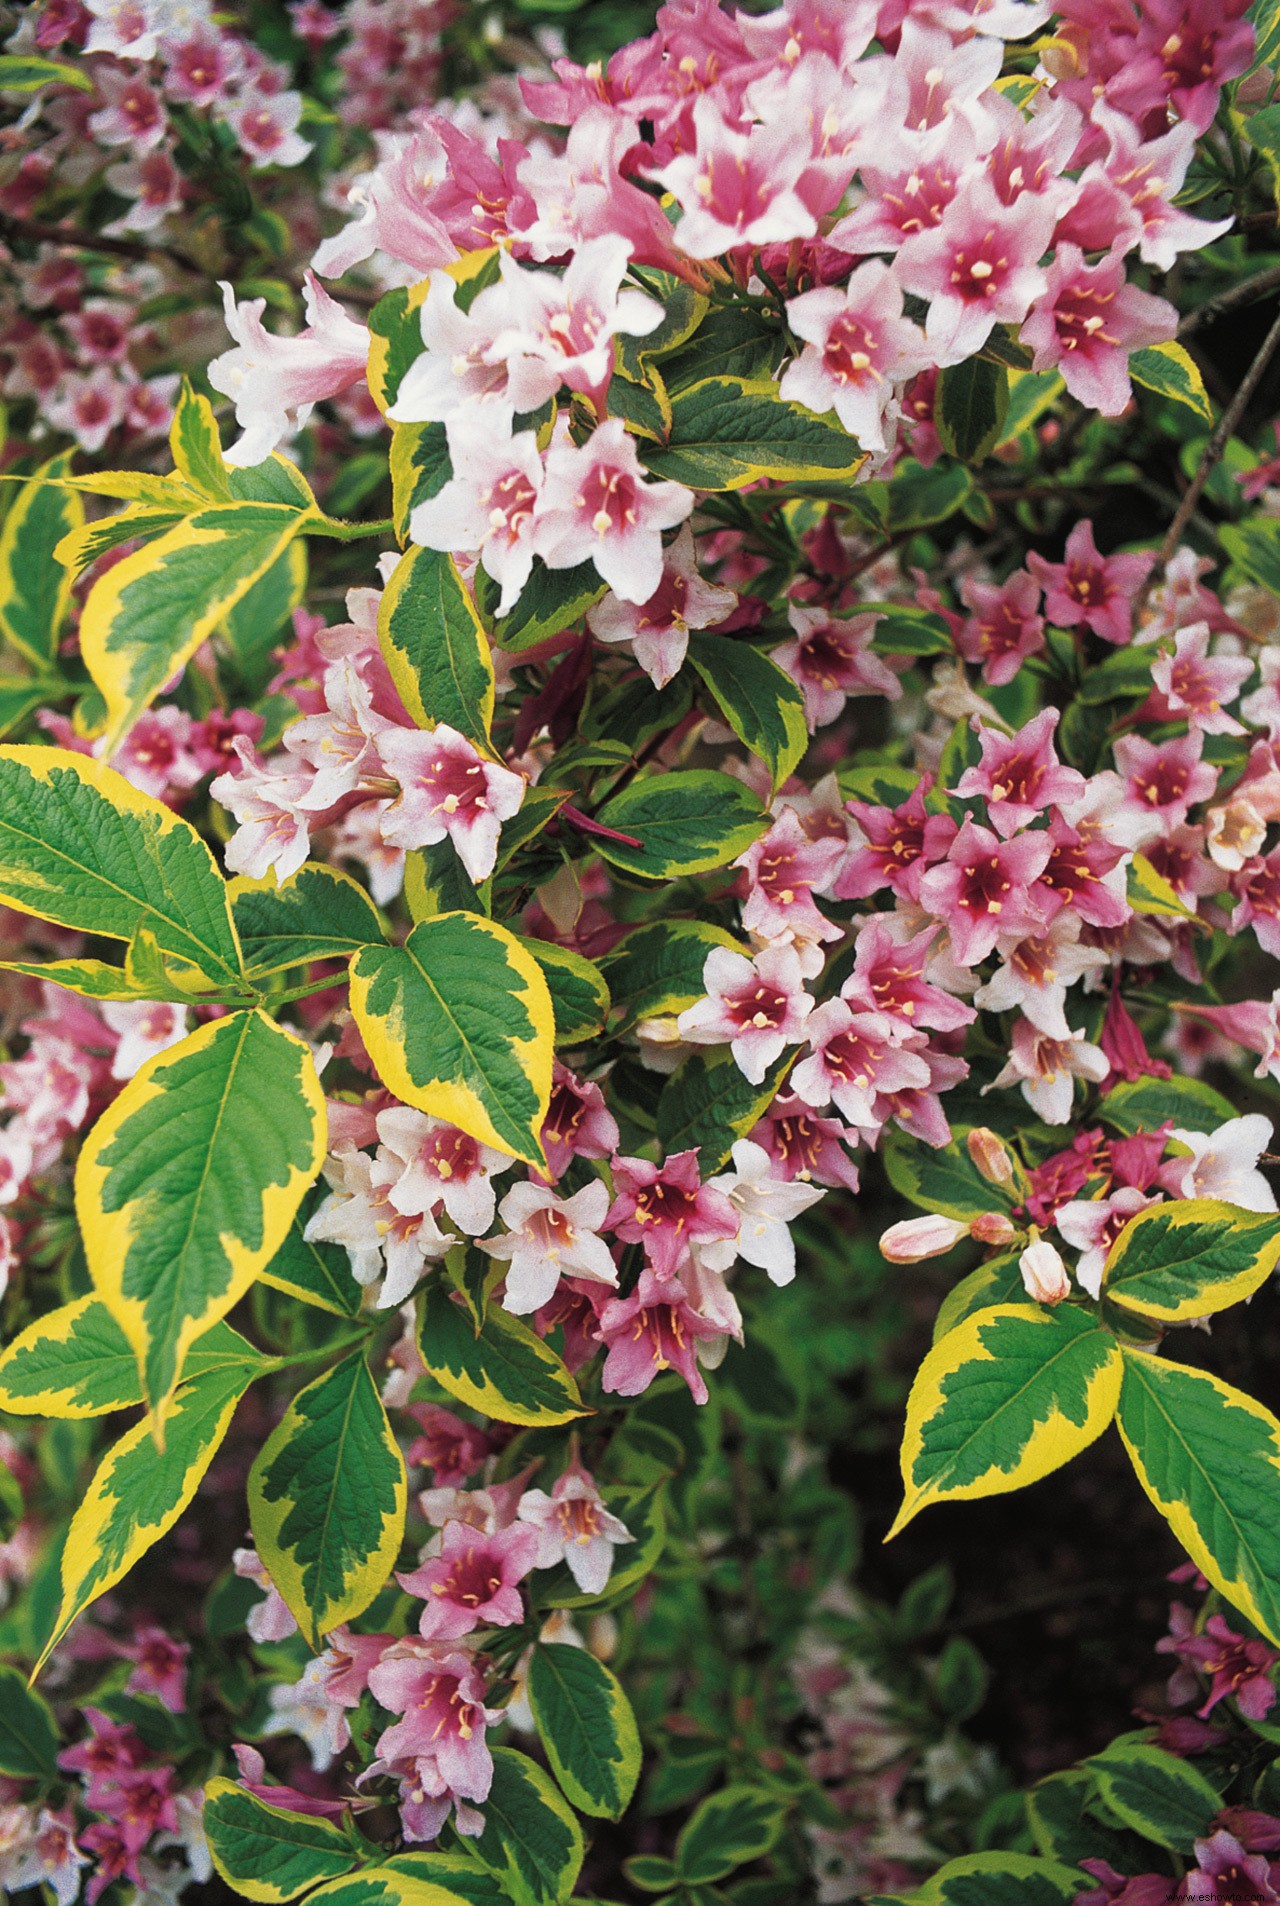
[879,1214,969,1262]
[971,1211,1017,1247]
[1019,1238,1071,1305]
[966,1126,1015,1186]
[588,1613,618,1662]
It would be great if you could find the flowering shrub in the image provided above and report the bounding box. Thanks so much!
[8,0,1280,1901]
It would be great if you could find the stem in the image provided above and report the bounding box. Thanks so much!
[264,1328,374,1374]
[308,516,396,543]
[0,210,208,280]
[1155,298,1280,573]
[1179,263,1280,338]
[265,970,351,1006]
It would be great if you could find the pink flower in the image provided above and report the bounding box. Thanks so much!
[232,1546,298,1644]
[512,107,681,270]
[231,1744,347,1818]
[749,1094,861,1193]
[111,705,206,801]
[836,778,956,903]
[651,96,818,257]
[406,1404,491,1487]
[367,1641,503,1839]
[88,68,166,150]
[488,236,663,413]
[209,272,370,466]
[163,28,243,106]
[224,87,312,168]
[772,605,902,731]
[956,569,1046,686]
[376,1106,509,1237]
[1039,812,1131,929]
[896,181,1054,367]
[312,128,461,279]
[409,411,544,614]
[121,1626,188,1714]
[952,710,1086,839]
[1157,1611,1279,1722]
[481,1178,618,1314]
[1149,623,1253,737]
[790,1000,932,1129]
[101,1001,188,1082]
[1026,521,1152,648]
[1110,731,1220,847]
[534,419,693,606]
[779,263,929,453]
[43,369,127,454]
[606,1150,739,1282]
[597,1269,724,1405]
[1020,244,1176,416]
[917,818,1053,968]
[989,1017,1109,1125]
[517,1458,633,1594]
[677,944,814,1085]
[212,739,315,885]
[540,1064,620,1180]
[586,524,736,689]
[828,138,977,257]
[386,272,515,425]
[376,723,526,883]
[399,1520,538,1641]
[880,1214,970,1262]
[841,920,975,1035]
[735,807,843,970]
[1089,103,1233,272]
[972,915,1108,1039]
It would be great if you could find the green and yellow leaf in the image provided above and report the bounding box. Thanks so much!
[0,1295,143,1418]
[0,453,82,667]
[249,1351,406,1649]
[261,1185,365,1318]
[656,1049,790,1172]
[1084,1740,1222,1852]
[889,1305,1122,1537]
[75,1010,325,1420]
[593,769,768,881]
[203,1779,355,1902]
[1127,851,1202,924]
[528,1644,642,1821]
[169,379,230,500]
[1129,342,1213,423]
[1103,1198,1280,1322]
[0,746,242,982]
[350,911,553,1166]
[419,1280,585,1426]
[230,864,386,978]
[605,919,747,1030]
[864,1850,1091,1905]
[522,940,610,1044]
[642,376,867,491]
[1117,1347,1280,1645]
[306,1870,487,1906]
[465,1747,585,1906]
[675,1784,788,1886]
[686,634,808,793]
[378,544,495,749]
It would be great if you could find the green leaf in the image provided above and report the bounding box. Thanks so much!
[385,1854,511,1904]
[866,607,956,657]
[1117,1347,1280,1646]
[390,422,451,544]
[617,274,708,375]
[1085,1741,1222,1851]
[466,1747,585,1906]
[169,380,230,500]
[0,1295,143,1418]
[521,940,610,1044]
[656,1050,789,1172]
[866,1851,1090,1904]
[0,746,242,982]
[881,459,973,533]
[378,544,496,749]
[367,281,430,416]
[0,1664,59,1777]
[1103,1198,1280,1323]
[203,1779,355,1901]
[675,1785,787,1885]
[1129,343,1213,423]
[605,919,747,1030]
[0,52,96,92]
[494,559,608,652]
[882,1127,1017,1223]
[686,635,808,792]
[306,1872,493,1906]
[593,770,767,880]
[528,1644,642,1820]
[890,1306,1123,1537]
[932,1256,1025,1345]
[934,359,1009,464]
[80,501,311,748]
[0,454,82,667]
[349,912,554,1166]
[249,1350,407,1649]
[231,865,386,977]
[419,1281,585,1427]
[261,1183,364,1318]
[641,376,865,491]
[221,540,308,685]
[35,1348,262,1672]
[76,1010,325,1419]
[1100,1074,1237,1136]
[0,677,51,741]
[622,1856,679,1894]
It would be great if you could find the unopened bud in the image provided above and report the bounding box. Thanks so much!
[967,1126,1015,1186]
[1019,1238,1071,1305]
[587,1613,618,1662]
[880,1214,969,1263]
[971,1211,1017,1247]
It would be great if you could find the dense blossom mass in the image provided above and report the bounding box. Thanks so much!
[3,0,1280,1899]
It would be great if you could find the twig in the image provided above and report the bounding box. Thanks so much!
[1179,261,1280,337]
[0,210,207,279]
[1155,297,1280,573]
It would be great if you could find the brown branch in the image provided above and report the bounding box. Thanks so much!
[0,210,209,279]
[1179,261,1280,337]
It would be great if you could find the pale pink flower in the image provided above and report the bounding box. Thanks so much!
[399,1520,538,1641]
[534,419,693,606]
[650,96,818,257]
[282,656,392,812]
[263,1657,349,1772]
[586,524,736,688]
[162,28,243,106]
[512,107,680,269]
[896,180,1054,367]
[311,128,460,279]
[111,705,206,802]
[486,237,663,413]
[1020,245,1176,416]
[1089,103,1233,273]
[210,272,369,466]
[63,300,132,367]
[1162,1116,1277,1214]
[773,606,902,730]
[367,1641,502,1840]
[952,709,1086,839]
[790,1000,932,1129]
[677,944,814,1086]
[1055,1187,1161,1298]
[779,263,929,453]
[828,133,978,257]
[481,1178,618,1315]
[43,370,127,454]
[101,1002,188,1082]
[212,739,315,884]
[517,1459,633,1595]
[972,916,1108,1039]
[376,723,526,883]
[85,0,165,59]
[224,87,312,168]
[305,1148,451,1306]
[988,1017,1109,1125]
[1149,624,1253,737]
[376,1106,509,1237]
[408,411,544,614]
[1110,732,1220,848]
[3,1809,88,1906]
[88,67,167,150]
[880,1214,970,1262]
[386,271,516,425]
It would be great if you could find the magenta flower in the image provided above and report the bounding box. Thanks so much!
[517,1457,633,1595]
[540,1064,620,1181]
[837,779,957,903]
[790,1001,932,1129]
[597,1270,724,1405]
[1040,813,1132,929]
[400,1519,539,1642]
[1182,1830,1280,1903]
[841,920,975,1035]
[606,1150,739,1282]
[376,723,525,882]
[209,272,368,466]
[1026,521,1153,648]
[677,944,815,1086]
[749,1094,861,1193]
[917,818,1053,968]
[779,263,929,453]
[1074,1859,1178,1906]
[586,524,736,689]
[1021,244,1176,416]
[736,807,844,951]
[829,141,975,257]
[773,606,903,731]
[534,419,693,606]
[121,1626,189,1715]
[367,1642,503,1840]
[953,710,1086,839]
[1150,623,1253,736]
[406,1403,491,1488]
[897,181,1054,367]
[956,569,1046,686]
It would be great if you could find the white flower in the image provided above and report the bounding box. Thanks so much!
[262,1656,349,1772]
[699,1140,826,1286]
[482,1179,618,1314]
[1167,1116,1277,1213]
